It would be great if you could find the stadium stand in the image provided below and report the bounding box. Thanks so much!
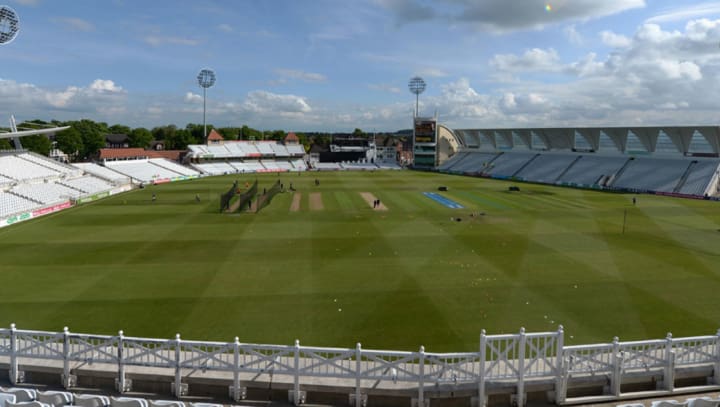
[110,397,148,407]
[255,142,275,155]
[147,402,185,407]
[73,394,110,407]
[611,157,691,192]
[18,153,81,177]
[0,388,37,402]
[0,393,16,407]
[6,402,50,407]
[290,159,308,171]
[206,145,231,158]
[12,182,83,204]
[59,175,115,195]
[72,162,130,184]
[341,161,379,170]
[0,155,61,181]
[515,153,580,183]
[438,151,470,171]
[556,155,629,186]
[104,159,186,183]
[677,160,720,196]
[449,152,500,173]
[270,142,290,156]
[314,162,343,171]
[483,152,538,177]
[0,191,40,217]
[148,158,200,177]
[286,144,305,156]
[36,391,73,407]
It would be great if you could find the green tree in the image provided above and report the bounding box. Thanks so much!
[55,127,83,160]
[218,127,240,141]
[66,119,107,159]
[270,130,286,141]
[128,127,153,148]
[353,128,365,137]
[22,135,52,156]
[109,124,131,135]
[0,138,13,150]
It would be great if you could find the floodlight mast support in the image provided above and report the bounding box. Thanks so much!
[203,87,207,143]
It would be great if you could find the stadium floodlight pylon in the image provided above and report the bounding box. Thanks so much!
[197,68,216,144]
[408,76,426,117]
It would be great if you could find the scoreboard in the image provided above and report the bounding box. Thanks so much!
[413,117,437,168]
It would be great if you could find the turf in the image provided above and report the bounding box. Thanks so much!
[1,170,719,352]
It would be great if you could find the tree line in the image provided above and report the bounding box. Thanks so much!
[0,119,398,163]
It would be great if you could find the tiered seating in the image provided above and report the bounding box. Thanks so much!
[483,152,538,177]
[240,143,261,157]
[239,161,266,172]
[18,153,80,177]
[59,176,115,194]
[0,174,13,187]
[193,162,236,175]
[515,154,578,183]
[291,159,307,170]
[557,155,628,186]
[110,397,148,407]
[188,145,210,156]
[12,182,82,204]
[223,142,246,157]
[105,160,183,183]
[206,145,231,158]
[314,162,342,171]
[678,161,720,196]
[450,153,499,173]
[73,394,110,407]
[0,387,36,402]
[148,159,200,177]
[0,191,40,216]
[286,144,305,156]
[37,391,72,407]
[73,163,129,184]
[270,143,290,157]
[342,162,378,170]
[612,158,690,192]
[438,152,470,171]
[255,142,275,155]
[0,155,60,181]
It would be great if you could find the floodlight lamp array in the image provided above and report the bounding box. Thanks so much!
[0,5,19,45]
[197,69,216,89]
[408,76,426,95]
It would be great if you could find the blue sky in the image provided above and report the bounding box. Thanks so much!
[2,0,720,131]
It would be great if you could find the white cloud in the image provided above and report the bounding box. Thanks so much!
[240,90,312,116]
[600,31,631,48]
[564,25,584,45]
[647,3,720,24]
[491,48,562,72]
[144,36,199,46]
[217,24,233,33]
[89,79,124,93]
[184,92,202,103]
[274,69,327,82]
[53,17,95,32]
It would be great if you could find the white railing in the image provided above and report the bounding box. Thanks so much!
[1,324,720,406]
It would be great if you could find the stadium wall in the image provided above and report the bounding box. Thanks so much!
[2,325,720,406]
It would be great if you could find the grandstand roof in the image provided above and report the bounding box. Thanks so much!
[449,126,720,156]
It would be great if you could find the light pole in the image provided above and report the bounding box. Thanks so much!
[408,76,426,117]
[197,68,216,143]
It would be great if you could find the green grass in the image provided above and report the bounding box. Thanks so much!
[1,170,719,352]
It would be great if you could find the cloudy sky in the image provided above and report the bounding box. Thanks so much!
[2,0,720,131]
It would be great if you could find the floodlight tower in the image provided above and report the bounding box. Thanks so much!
[197,68,216,143]
[0,5,20,45]
[408,76,426,117]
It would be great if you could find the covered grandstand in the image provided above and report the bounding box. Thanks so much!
[438,126,720,198]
